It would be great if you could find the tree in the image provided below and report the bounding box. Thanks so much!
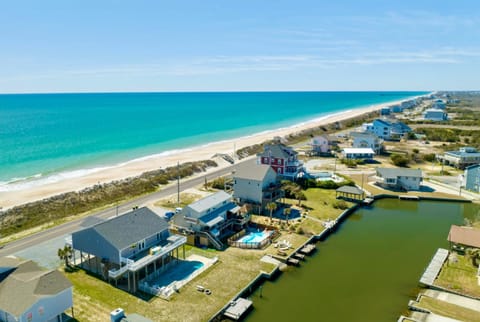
[293,189,306,206]
[467,248,480,267]
[283,207,291,224]
[266,202,277,223]
[57,245,73,268]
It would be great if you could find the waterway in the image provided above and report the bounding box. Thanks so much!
[246,199,480,322]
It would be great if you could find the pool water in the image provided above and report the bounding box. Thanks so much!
[238,231,270,244]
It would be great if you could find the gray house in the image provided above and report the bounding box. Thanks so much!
[172,191,247,250]
[71,207,186,293]
[233,163,282,214]
[464,164,480,193]
[438,147,480,169]
[0,257,73,322]
[375,168,423,191]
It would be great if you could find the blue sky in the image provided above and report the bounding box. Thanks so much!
[0,1,479,93]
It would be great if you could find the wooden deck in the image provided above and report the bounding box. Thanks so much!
[224,298,253,320]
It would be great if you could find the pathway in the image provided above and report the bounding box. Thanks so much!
[423,289,480,312]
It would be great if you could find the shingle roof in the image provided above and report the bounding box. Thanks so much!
[376,167,422,178]
[234,163,275,182]
[336,185,364,195]
[92,207,169,250]
[0,259,72,317]
[258,144,297,159]
[448,225,480,248]
[187,191,232,214]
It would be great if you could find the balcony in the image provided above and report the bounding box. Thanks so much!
[108,235,187,278]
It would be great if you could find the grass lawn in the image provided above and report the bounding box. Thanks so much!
[434,254,480,297]
[154,192,204,209]
[290,188,353,221]
[417,296,480,322]
[66,246,275,322]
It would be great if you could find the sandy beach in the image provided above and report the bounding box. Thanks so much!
[0,97,418,209]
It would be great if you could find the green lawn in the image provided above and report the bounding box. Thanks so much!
[417,296,480,322]
[299,188,354,221]
[66,246,275,322]
[435,254,480,297]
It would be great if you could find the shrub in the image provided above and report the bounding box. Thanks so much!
[333,200,349,210]
[391,153,409,167]
[422,153,436,162]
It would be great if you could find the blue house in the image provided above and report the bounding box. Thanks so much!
[363,119,411,141]
[465,164,480,193]
[71,207,186,293]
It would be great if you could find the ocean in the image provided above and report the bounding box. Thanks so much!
[0,91,427,191]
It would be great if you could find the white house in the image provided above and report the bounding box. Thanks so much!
[438,147,480,169]
[424,108,448,121]
[350,132,383,154]
[310,135,331,154]
[0,257,73,322]
[341,148,375,160]
[375,167,423,191]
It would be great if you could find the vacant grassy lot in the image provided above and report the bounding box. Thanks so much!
[67,246,275,322]
[435,254,480,298]
[417,295,480,322]
[154,192,205,209]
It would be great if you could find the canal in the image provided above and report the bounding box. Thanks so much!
[246,199,480,322]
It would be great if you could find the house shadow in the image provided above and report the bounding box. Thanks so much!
[271,207,301,221]
[419,185,435,193]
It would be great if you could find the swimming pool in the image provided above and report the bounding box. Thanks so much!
[237,230,272,244]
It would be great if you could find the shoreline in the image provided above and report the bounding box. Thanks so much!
[0,94,427,209]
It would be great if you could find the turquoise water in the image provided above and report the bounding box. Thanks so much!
[0,91,426,189]
[239,231,270,243]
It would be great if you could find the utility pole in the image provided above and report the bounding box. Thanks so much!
[177,161,180,207]
[333,153,337,175]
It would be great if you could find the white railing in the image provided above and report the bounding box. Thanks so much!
[108,235,187,278]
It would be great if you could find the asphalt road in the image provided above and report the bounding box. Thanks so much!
[0,157,256,257]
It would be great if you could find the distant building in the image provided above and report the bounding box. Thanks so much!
[432,99,446,110]
[257,143,303,179]
[362,119,411,141]
[401,100,417,109]
[310,135,332,155]
[0,257,73,322]
[350,132,383,154]
[390,104,403,113]
[375,167,423,191]
[464,164,480,193]
[380,107,391,116]
[341,148,375,160]
[439,147,480,169]
[172,191,247,250]
[423,108,448,121]
[233,163,282,214]
[71,207,186,293]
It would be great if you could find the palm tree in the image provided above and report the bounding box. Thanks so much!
[467,248,480,267]
[293,189,306,207]
[58,245,73,268]
[283,207,291,224]
[266,202,277,223]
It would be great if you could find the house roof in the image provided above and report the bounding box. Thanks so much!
[0,259,72,317]
[376,167,422,178]
[187,191,232,214]
[448,225,480,248]
[258,144,297,159]
[466,164,480,171]
[89,207,169,250]
[234,163,275,182]
[336,185,364,195]
[342,148,375,154]
[350,131,378,139]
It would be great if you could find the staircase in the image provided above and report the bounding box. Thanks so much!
[199,231,224,250]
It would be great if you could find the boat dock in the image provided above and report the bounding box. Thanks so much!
[299,244,316,255]
[419,248,449,286]
[224,298,253,320]
[293,253,305,260]
[363,197,374,205]
[399,195,420,200]
[287,258,300,266]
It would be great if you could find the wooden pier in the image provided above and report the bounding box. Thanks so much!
[299,244,316,255]
[293,253,305,260]
[287,258,300,266]
[224,298,253,320]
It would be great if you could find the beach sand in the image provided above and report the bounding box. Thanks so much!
[0,98,414,209]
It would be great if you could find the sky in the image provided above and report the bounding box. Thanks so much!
[0,0,479,93]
